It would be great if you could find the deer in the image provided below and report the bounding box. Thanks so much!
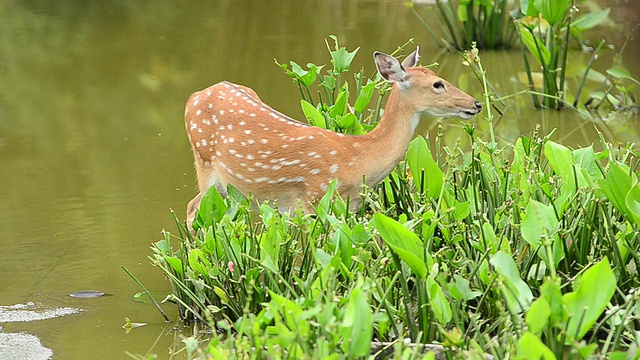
[184,47,481,229]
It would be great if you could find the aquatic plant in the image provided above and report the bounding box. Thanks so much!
[145,41,640,359]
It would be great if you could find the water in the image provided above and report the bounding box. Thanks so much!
[0,1,638,358]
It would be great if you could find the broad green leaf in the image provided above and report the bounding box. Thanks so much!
[490,251,534,312]
[545,141,574,179]
[562,258,616,340]
[300,100,326,128]
[573,146,602,183]
[329,84,349,118]
[195,185,227,230]
[526,297,551,335]
[164,256,183,274]
[327,35,359,73]
[354,81,376,113]
[625,178,640,227]
[374,212,427,279]
[534,0,570,26]
[188,249,211,277]
[607,67,640,85]
[290,61,318,87]
[427,276,452,324]
[449,275,482,301]
[519,24,551,65]
[407,136,444,198]
[517,332,557,360]
[521,200,558,247]
[572,8,610,31]
[340,287,372,357]
[599,163,633,221]
[545,141,577,212]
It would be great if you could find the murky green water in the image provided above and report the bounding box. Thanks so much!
[0,1,638,358]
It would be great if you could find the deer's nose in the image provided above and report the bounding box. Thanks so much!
[474,101,482,110]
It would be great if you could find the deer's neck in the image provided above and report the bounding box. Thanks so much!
[356,86,418,185]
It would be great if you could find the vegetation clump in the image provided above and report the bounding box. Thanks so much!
[146,41,640,359]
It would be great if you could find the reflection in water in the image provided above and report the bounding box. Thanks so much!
[0,0,637,358]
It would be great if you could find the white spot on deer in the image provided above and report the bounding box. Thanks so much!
[197,128,203,133]
[248,167,255,172]
[208,103,213,109]
[229,149,237,155]
[282,144,289,148]
[239,109,245,114]
[247,154,255,160]
[190,122,198,131]
[200,140,207,147]
[204,161,211,167]
[261,139,268,144]
[239,121,246,126]
[193,96,199,106]
[281,159,301,166]
[308,152,317,157]
[223,83,231,88]
[272,165,282,170]
[228,138,234,143]
[206,89,212,96]
[287,177,306,183]
[308,135,314,140]
[310,169,321,175]
[219,110,225,115]
[321,183,329,191]
[250,113,256,117]
[247,139,255,145]
[330,164,339,173]
[196,109,201,116]
[330,150,338,155]
[219,125,225,131]
[215,151,222,156]
[244,130,252,135]
[195,142,200,148]
[255,177,269,183]
[227,124,233,130]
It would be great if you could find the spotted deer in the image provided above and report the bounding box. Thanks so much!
[184,47,481,228]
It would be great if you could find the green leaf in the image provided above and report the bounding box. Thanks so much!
[449,275,482,301]
[407,136,444,198]
[327,35,359,73]
[526,297,551,335]
[517,332,557,360]
[300,100,326,128]
[195,185,227,230]
[572,8,610,31]
[521,200,558,247]
[519,24,551,65]
[354,81,376,113]
[490,251,534,313]
[533,0,570,26]
[290,61,318,87]
[329,84,349,118]
[545,141,577,212]
[374,213,427,279]
[625,178,640,228]
[607,67,640,85]
[562,258,616,340]
[340,287,372,357]
[427,276,452,324]
[599,163,634,221]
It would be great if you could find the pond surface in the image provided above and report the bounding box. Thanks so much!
[0,1,638,358]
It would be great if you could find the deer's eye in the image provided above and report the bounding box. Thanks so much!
[433,81,445,90]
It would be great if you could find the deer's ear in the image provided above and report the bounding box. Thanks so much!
[374,51,408,83]
[401,47,420,69]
